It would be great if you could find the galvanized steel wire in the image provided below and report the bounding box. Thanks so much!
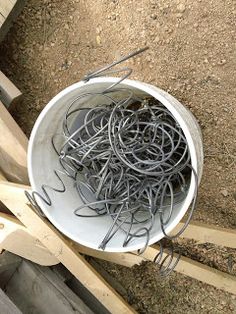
[26,48,198,275]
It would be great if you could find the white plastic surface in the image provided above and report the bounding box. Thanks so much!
[28,78,204,252]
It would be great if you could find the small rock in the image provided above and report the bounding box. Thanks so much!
[36,104,41,111]
[150,13,157,20]
[177,3,186,13]
[96,27,101,34]
[220,189,228,197]
[96,35,101,45]
[176,13,183,18]
[218,59,226,65]
[186,85,191,91]
[154,35,160,43]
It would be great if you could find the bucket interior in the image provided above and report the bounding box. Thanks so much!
[28,79,198,252]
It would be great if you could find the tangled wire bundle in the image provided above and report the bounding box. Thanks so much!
[54,92,194,252]
[26,48,198,275]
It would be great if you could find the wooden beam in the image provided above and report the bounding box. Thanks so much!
[0,251,22,288]
[178,220,236,248]
[6,261,93,314]
[139,245,236,296]
[0,288,22,314]
[0,172,5,180]
[0,181,136,314]
[0,13,4,28]
[0,166,12,214]
[0,101,28,184]
[0,1,16,19]
[73,242,143,268]
[0,210,142,267]
[0,212,59,266]
[0,0,26,43]
[0,71,22,109]
[0,180,236,296]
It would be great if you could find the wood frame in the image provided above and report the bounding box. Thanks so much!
[0,101,235,312]
[0,207,236,296]
[0,0,26,42]
[0,101,28,184]
[0,71,22,109]
[0,181,136,314]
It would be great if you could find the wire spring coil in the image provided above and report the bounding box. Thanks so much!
[26,47,198,276]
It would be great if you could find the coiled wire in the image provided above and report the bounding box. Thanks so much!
[26,47,198,276]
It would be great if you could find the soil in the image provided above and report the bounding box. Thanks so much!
[0,0,235,313]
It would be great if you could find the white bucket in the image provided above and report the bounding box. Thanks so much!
[28,78,203,252]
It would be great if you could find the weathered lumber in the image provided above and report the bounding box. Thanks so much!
[0,212,59,266]
[0,181,136,314]
[0,0,26,42]
[6,261,93,314]
[0,101,28,184]
[0,288,22,314]
[0,71,22,109]
[1,181,236,296]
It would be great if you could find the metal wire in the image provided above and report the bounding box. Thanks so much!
[26,47,198,276]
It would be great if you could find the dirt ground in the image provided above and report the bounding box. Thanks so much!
[0,0,236,313]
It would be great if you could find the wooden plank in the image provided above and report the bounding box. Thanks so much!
[139,245,236,295]
[0,209,142,266]
[0,251,21,288]
[1,180,236,296]
[0,13,4,28]
[0,101,28,184]
[1,203,235,266]
[47,264,109,314]
[0,71,22,109]
[73,242,143,267]
[0,211,141,267]
[0,170,11,213]
[0,212,59,266]
[0,172,139,267]
[34,263,94,314]
[67,277,110,314]
[89,259,128,299]
[0,181,136,314]
[0,288,22,314]
[0,171,6,180]
[6,261,93,314]
[178,220,236,248]
[0,0,15,19]
[83,246,236,298]
[0,0,26,43]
